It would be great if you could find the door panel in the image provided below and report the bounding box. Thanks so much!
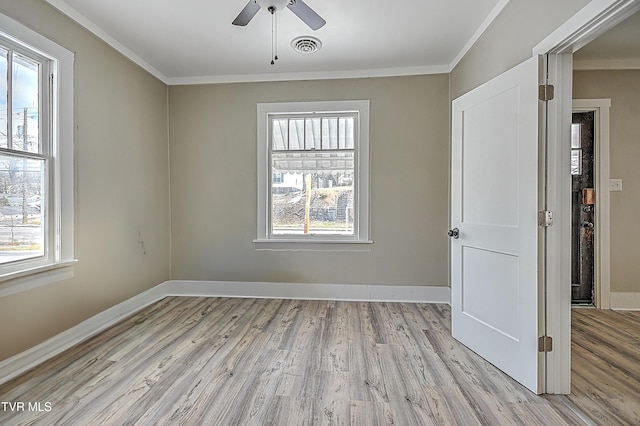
[451,56,540,393]
[462,87,520,227]
[462,247,520,340]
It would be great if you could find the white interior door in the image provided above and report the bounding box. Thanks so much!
[450,57,541,393]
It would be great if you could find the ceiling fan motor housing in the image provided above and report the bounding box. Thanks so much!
[233,0,325,30]
[256,0,291,11]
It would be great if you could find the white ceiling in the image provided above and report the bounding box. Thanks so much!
[45,0,508,85]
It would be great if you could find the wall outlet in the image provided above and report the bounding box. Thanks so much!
[610,179,623,192]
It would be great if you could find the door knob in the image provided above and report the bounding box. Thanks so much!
[581,221,594,229]
[448,228,460,239]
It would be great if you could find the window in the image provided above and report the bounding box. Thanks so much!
[571,123,582,175]
[256,100,370,243]
[0,14,74,287]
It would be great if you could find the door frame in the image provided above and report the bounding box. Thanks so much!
[572,99,612,309]
[534,0,640,394]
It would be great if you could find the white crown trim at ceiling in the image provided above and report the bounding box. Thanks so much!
[573,56,640,70]
[45,0,170,84]
[449,0,511,70]
[167,65,451,85]
[45,0,510,85]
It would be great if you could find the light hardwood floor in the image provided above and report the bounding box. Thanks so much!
[567,308,640,425]
[0,297,633,425]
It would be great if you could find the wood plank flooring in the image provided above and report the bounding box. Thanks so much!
[0,297,620,425]
[566,308,640,425]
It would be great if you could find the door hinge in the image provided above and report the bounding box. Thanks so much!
[539,84,555,101]
[538,210,553,227]
[538,336,553,352]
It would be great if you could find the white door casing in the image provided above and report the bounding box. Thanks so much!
[451,57,541,393]
[535,0,640,394]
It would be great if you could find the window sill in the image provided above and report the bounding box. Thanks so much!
[253,239,373,251]
[0,260,78,298]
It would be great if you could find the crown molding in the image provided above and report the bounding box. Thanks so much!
[167,64,450,85]
[45,0,170,84]
[46,0,504,85]
[449,0,511,71]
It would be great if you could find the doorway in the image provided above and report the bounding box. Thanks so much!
[535,0,640,394]
[571,112,595,305]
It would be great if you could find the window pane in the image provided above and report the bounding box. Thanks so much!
[571,149,582,175]
[289,119,304,150]
[272,118,288,150]
[571,123,581,149]
[0,154,45,264]
[322,118,338,149]
[271,151,354,236]
[305,117,321,150]
[0,48,7,150]
[12,52,40,154]
[339,117,355,149]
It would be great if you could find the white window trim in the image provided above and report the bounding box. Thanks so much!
[255,100,371,246]
[0,13,75,294]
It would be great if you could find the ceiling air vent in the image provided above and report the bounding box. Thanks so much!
[291,36,322,54]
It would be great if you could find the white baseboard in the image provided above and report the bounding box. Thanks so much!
[0,280,449,385]
[610,292,640,311]
[162,280,451,304]
[0,284,167,386]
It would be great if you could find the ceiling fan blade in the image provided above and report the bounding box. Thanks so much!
[232,1,261,26]
[287,0,326,30]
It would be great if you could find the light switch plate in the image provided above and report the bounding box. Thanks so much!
[610,179,623,191]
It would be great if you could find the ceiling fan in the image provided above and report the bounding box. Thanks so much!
[232,0,326,31]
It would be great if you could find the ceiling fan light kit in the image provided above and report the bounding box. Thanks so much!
[232,0,325,65]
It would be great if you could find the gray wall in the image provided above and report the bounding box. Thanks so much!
[450,0,589,99]
[0,0,600,363]
[169,76,450,287]
[573,70,640,294]
[0,0,171,361]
